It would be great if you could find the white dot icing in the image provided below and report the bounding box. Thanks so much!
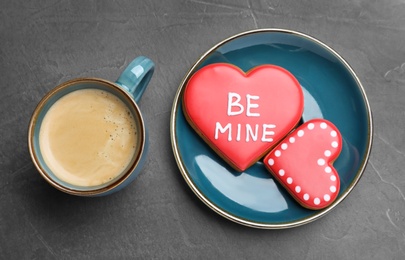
[318,158,325,166]
[267,120,340,208]
[281,143,288,150]
[268,158,274,166]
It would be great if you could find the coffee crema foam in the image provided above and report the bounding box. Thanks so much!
[39,89,138,187]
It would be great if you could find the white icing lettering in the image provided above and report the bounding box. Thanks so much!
[246,94,260,117]
[236,123,241,141]
[215,122,232,141]
[246,124,259,142]
[214,123,276,143]
[261,124,276,142]
[227,92,244,116]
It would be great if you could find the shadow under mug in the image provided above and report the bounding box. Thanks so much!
[28,56,155,196]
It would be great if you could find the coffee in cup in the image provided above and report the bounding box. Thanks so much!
[39,88,138,187]
[28,56,154,196]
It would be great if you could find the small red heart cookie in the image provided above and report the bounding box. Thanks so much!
[263,119,342,210]
[183,63,303,171]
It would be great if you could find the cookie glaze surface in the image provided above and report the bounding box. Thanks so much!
[183,63,303,171]
[264,119,342,210]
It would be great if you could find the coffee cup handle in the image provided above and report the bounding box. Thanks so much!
[116,56,155,103]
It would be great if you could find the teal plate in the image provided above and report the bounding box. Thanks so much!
[170,29,373,229]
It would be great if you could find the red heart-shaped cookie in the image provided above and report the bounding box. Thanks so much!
[263,119,342,210]
[183,63,303,171]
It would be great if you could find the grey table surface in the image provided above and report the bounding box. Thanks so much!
[1,0,404,259]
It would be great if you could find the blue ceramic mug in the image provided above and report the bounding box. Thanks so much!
[28,56,154,196]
